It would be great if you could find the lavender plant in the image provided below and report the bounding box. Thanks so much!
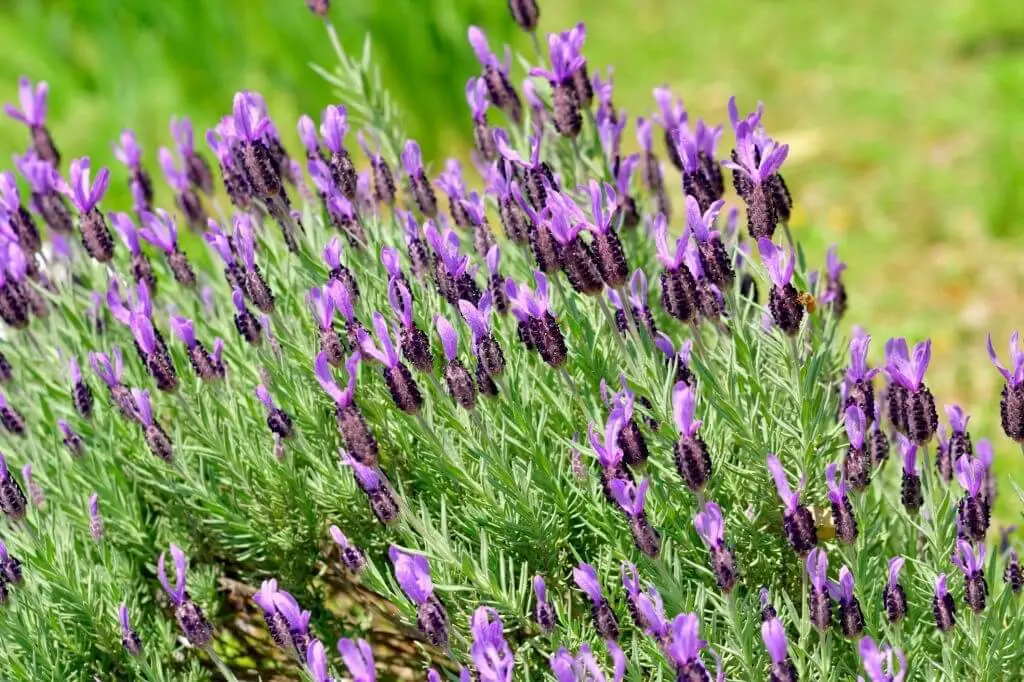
[0,2,1021,681]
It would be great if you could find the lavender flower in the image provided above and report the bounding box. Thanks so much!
[828,566,864,637]
[507,0,539,32]
[0,391,25,436]
[386,279,433,373]
[436,315,477,410]
[584,180,629,287]
[840,404,873,491]
[672,382,713,492]
[467,26,522,122]
[762,617,797,682]
[636,117,669,216]
[359,312,422,415]
[820,246,848,317]
[118,603,143,656]
[232,288,262,345]
[825,463,858,544]
[229,91,281,198]
[15,152,71,234]
[845,327,879,423]
[157,544,212,647]
[805,548,832,630]
[943,404,973,480]
[758,238,803,335]
[506,272,568,367]
[933,574,956,632]
[0,452,28,521]
[321,236,360,301]
[400,139,437,217]
[4,77,59,165]
[272,590,313,658]
[158,147,205,228]
[0,540,22,586]
[356,131,396,207]
[423,219,480,305]
[388,546,448,647]
[133,389,173,462]
[66,356,94,419]
[253,579,292,650]
[1004,549,1022,594]
[58,418,84,457]
[857,637,906,682]
[884,557,908,623]
[655,333,696,386]
[885,337,938,444]
[307,640,334,682]
[254,384,293,441]
[952,539,988,613]
[341,451,399,524]
[653,213,700,323]
[140,209,195,288]
[338,638,376,682]
[0,171,40,253]
[724,100,791,239]
[665,613,713,680]
[954,454,990,541]
[652,86,688,170]
[573,563,619,640]
[533,575,556,632]
[897,435,923,512]
[694,502,737,592]
[545,190,603,295]
[495,129,553,211]
[61,157,115,262]
[530,32,585,137]
[470,607,515,682]
[171,316,225,382]
[459,293,505,378]
[609,478,661,558]
[768,454,817,554]
[685,195,732,289]
[171,116,214,194]
[316,352,377,465]
[986,332,1024,441]
[21,463,43,509]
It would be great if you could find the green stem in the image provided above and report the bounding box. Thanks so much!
[206,646,241,682]
[725,592,757,680]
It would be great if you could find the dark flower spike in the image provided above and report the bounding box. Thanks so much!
[533,575,556,632]
[330,525,366,574]
[885,337,937,444]
[758,238,803,335]
[805,548,832,630]
[842,405,872,490]
[724,119,790,236]
[232,288,262,345]
[467,26,522,122]
[118,603,143,656]
[436,314,477,409]
[858,637,907,682]
[157,543,213,647]
[654,333,695,386]
[933,574,956,632]
[171,116,214,194]
[1004,549,1022,593]
[762,617,797,682]
[386,278,433,372]
[0,392,25,436]
[60,156,110,213]
[0,452,28,521]
[88,492,103,540]
[158,147,205,229]
[826,463,858,544]
[896,434,923,512]
[945,404,973,463]
[388,546,448,647]
[884,556,908,624]
[68,355,94,418]
[5,77,60,165]
[171,315,225,382]
[436,158,468,226]
[987,331,1024,441]
[573,562,619,640]
[133,388,173,461]
[58,419,84,456]
[954,454,990,542]
[255,384,294,440]
[271,590,313,659]
[695,501,737,593]
[233,214,275,311]
[465,77,497,161]
[828,565,864,637]
[610,478,661,558]
[686,195,733,289]
[768,454,817,554]
[131,312,178,392]
[652,213,700,323]
[0,538,23,586]
[0,171,41,253]
[952,539,988,613]
[400,139,437,217]
[253,579,292,651]
[582,179,629,287]
[111,211,157,291]
[672,382,712,492]
[459,294,505,378]
[359,312,422,414]
[845,327,879,423]
[141,209,195,288]
[530,32,586,138]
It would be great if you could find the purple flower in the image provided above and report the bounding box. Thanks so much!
[466,77,489,123]
[825,463,848,505]
[458,293,494,345]
[435,158,466,201]
[858,637,906,682]
[60,157,111,213]
[297,115,319,157]
[90,348,124,387]
[494,129,542,170]
[337,638,375,682]
[694,502,726,550]
[672,382,701,437]
[945,404,969,434]
[4,77,48,126]
[320,105,349,154]
[140,209,179,253]
[935,573,949,598]
[272,590,312,640]
[15,152,58,195]
[435,315,460,362]
[954,454,985,497]
[827,565,856,604]
[888,557,905,591]
[0,172,21,214]
[588,413,624,470]
[131,388,154,426]
[387,279,414,329]
[380,246,402,280]
[653,86,687,134]
[845,405,867,450]
[158,147,188,192]
[358,313,401,369]
[847,327,879,383]
[655,333,693,366]
[307,640,333,682]
[467,26,511,74]
[130,313,157,355]
[323,236,344,270]
[328,279,356,324]
[572,563,604,604]
[252,578,279,616]
[388,546,434,605]
[505,271,553,319]
[897,434,918,475]
[652,213,688,269]
[685,195,725,243]
[550,649,576,682]
[884,337,932,391]
[806,548,829,593]
[307,285,336,330]
[636,585,669,638]
[401,140,424,177]
[609,477,649,518]
[170,315,197,348]
[530,32,585,85]
[951,538,985,577]
[171,116,197,156]
[636,116,654,153]
[110,212,142,255]
[761,617,789,666]
[585,179,618,235]
[723,119,789,185]
[665,613,707,669]
[757,238,796,288]
[314,351,359,408]
[89,492,103,540]
[157,543,189,606]
[470,607,515,682]
[987,332,1024,387]
[612,154,639,197]
[231,91,271,142]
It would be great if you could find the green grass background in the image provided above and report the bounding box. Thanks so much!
[1,0,1023,519]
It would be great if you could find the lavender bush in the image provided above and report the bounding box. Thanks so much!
[0,2,1020,680]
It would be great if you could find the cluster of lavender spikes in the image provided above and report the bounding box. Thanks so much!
[0,1,1021,681]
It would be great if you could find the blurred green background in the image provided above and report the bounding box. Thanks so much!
[1,0,1023,516]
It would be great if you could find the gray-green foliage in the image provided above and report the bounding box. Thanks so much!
[0,13,1021,682]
